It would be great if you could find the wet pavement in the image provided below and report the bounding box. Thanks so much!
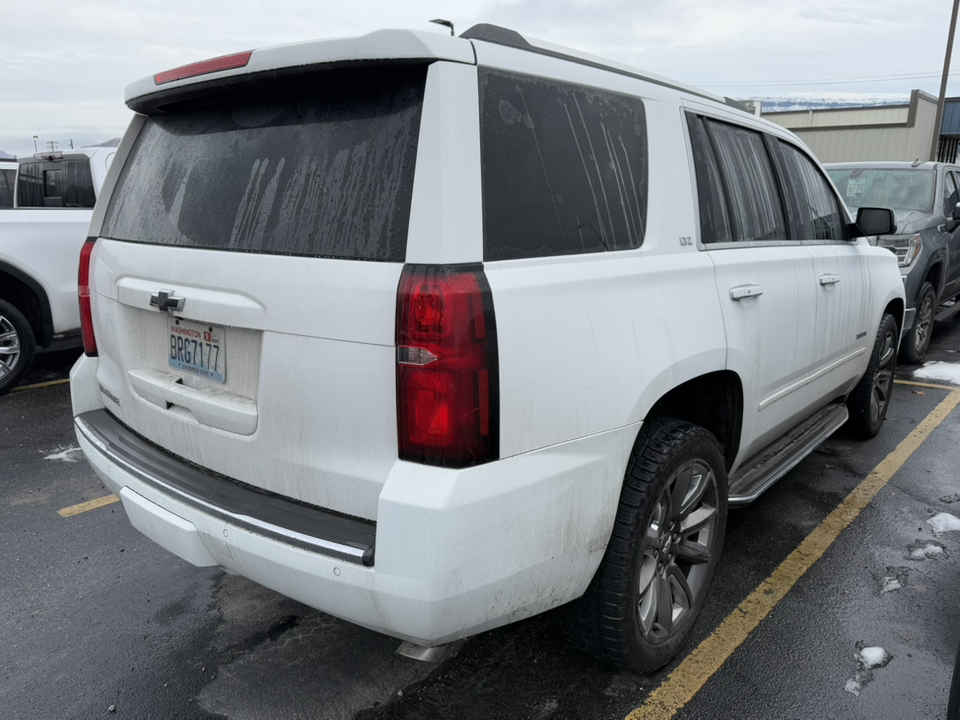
[3,320,960,719]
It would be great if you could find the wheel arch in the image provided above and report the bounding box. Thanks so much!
[643,370,743,472]
[884,297,905,338]
[925,260,944,297]
[0,261,54,347]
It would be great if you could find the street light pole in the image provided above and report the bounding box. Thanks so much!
[932,0,960,162]
[32,135,38,152]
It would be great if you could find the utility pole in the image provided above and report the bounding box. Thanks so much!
[45,141,58,152]
[931,0,960,162]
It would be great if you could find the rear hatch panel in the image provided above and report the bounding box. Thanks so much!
[89,61,432,522]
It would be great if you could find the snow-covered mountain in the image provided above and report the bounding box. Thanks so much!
[742,93,911,114]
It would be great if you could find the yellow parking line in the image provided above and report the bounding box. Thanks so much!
[894,379,957,391]
[12,378,70,393]
[627,388,960,720]
[58,494,119,517]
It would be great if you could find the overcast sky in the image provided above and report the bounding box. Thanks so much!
[3,0,960,155]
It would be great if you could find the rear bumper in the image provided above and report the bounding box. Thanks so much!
[72,357,636,645]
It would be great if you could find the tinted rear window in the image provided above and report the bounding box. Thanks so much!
[17,159,96,208]
[102,65,426,261]
[479,68,648,261]
[0,169,14,208]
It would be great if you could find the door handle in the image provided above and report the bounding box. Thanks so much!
[819,274,841,286]
[729,284,764,300]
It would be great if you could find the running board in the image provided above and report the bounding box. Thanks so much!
[728,403,848,507]
[935,298,960,324]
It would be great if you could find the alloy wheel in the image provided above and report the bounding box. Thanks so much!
[636,458,720,642]
[871,327,896,425]
[914,292,934,356]
[0,313,22,381]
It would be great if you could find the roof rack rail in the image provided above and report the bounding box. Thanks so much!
[459,23,728,107]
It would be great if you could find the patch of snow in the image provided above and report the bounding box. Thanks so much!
[908,542,946,560]
[881,577,903,593]
[912,362,960,385]
[927,512,960,535]
[858,647,891,669]
[845,678,863,696]
[44,447,82,463]
[879,566,908,593]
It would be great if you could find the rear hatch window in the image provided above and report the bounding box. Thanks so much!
[17,158,96,208]
[102,65,426,261]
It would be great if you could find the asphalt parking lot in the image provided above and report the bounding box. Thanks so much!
[3,325,960,720]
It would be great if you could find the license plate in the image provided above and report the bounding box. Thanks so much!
[168,320,225,383]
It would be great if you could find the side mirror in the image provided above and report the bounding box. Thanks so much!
[943,202,960,233]
[852,207,896,238]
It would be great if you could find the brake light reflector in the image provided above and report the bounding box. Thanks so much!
[154,51,253,85]
[78,238,97,356]
[397,265,499,467]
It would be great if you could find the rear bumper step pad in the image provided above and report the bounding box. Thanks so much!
[75,409,376,566]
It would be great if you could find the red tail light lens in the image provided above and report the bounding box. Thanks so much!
[397,265,499,467]
[154,51,253,85]
[78,238,98,356]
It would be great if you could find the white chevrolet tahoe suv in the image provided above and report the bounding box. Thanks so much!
[71,25,905,673]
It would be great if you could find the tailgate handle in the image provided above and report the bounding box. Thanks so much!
[729,284,764,301]
[128,368,257,435]
[819,274,841,286]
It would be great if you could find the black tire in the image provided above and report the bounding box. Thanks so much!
[846,313,897,440]
[949,638,960,720]
[562,417,728,673]
[0,299,36,397]
[900,282,936,364]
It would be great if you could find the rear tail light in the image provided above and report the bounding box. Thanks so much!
[396,265,499,467]
[78,238,97,356]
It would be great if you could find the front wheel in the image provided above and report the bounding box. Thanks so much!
[0,299,36,396]
[846,313,897,440]
[562,418,728,673]
[900,282,936,364]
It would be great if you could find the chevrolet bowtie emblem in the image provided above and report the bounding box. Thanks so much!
[149,289,185,315]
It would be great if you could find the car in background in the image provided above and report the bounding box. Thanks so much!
[826,161,960,363]
[0,147,115,394]
[0,159,15,208]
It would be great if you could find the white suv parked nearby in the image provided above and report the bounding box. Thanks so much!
[71,24,905,673]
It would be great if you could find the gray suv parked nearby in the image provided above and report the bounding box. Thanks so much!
[826,161,960,363]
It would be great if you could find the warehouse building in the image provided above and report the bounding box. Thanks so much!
[759,90,960,164]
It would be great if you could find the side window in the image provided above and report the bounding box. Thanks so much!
[686,114,732,244]
[703,119,787,242]
[479,68,648,261]
[943,171,959,218]
[777,142,845,241]
[0,169,15,209]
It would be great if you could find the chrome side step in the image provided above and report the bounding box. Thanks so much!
[728,402,848,507]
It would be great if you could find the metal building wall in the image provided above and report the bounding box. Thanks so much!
[762,90,939,163]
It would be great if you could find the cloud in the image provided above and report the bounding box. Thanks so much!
[0,0,958,153]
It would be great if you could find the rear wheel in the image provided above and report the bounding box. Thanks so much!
[0,299,36,396]
[562,417,727,673]
[949,638,960,720]
[846,313,897,440]
[901,282,936,364]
